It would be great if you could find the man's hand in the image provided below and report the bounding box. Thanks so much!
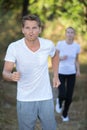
[10,72,20,82]
[53,76,61,88]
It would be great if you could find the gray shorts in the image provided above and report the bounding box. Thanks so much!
[17,99,57,130]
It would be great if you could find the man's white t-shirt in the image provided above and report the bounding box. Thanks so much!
[56,40,80,74]
[5,37,56,101]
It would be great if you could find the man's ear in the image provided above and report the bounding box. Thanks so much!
[22,28,24,34]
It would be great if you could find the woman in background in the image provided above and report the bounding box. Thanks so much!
[56,27,80,122]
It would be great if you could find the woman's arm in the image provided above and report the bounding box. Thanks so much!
[75,54,80,76]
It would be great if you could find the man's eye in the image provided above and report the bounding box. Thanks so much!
[33,27,37,29]
[25,27,30,29]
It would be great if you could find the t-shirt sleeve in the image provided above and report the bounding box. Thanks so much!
[4,44,16,62]
[56,41,61,51]
[77,44,80,54]
[49,41,56,57]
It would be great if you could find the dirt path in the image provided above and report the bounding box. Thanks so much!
[0,71,87,130]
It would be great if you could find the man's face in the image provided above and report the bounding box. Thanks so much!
[65,28,75,40]
[22,20,41,41]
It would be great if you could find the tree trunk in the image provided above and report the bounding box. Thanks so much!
[22,0,29,16]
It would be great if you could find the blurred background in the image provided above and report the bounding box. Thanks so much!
[0,0,87,75]
[0,0,87,130]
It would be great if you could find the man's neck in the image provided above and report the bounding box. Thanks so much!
[24,38,40,52]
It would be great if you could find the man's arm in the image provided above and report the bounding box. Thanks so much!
[51,50,61,88]
[2,61,20,82]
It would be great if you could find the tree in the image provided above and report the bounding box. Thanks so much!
[22,0,29,16]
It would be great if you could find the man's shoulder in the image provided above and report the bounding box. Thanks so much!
[9,38,24,48]
[39,37,53,43]
[39,37,54,49]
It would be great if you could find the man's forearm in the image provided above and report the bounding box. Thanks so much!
[52,51,59,77]
[2,70,12,81]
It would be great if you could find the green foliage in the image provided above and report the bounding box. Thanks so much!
[0,0,87,76]
[27,0,87,34]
